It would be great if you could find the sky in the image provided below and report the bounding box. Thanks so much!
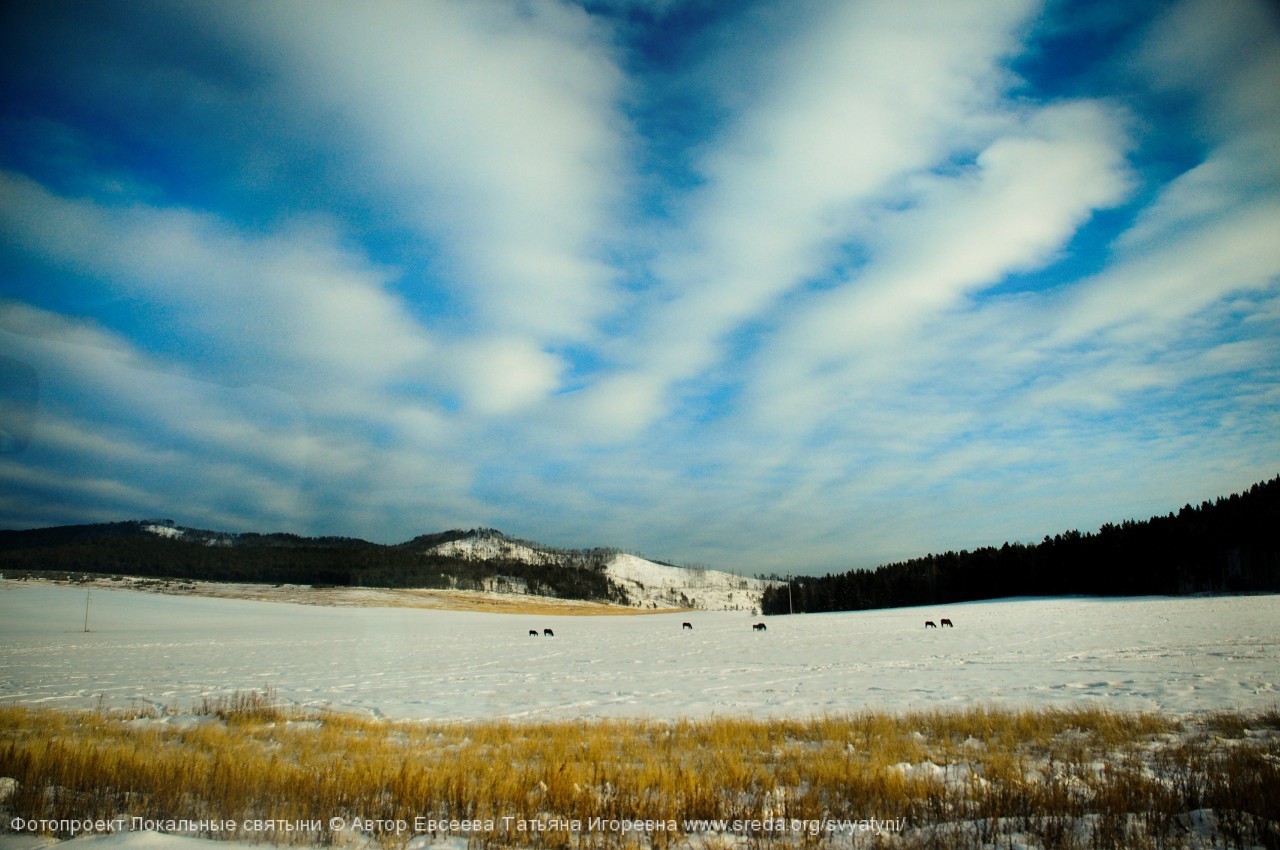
[0,0,1277,575]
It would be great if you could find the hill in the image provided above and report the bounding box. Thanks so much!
[0,522,773,611]
[407,528,774,611]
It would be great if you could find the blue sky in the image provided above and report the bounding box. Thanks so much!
[1,0,1277,574]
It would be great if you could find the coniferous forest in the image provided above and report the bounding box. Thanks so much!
[0,524,629,605]
[761,475,1280,615]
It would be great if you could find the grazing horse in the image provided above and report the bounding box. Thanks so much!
[682,622,693,630]
[753,622,767,631]
[925,620,937,628]
[529,630,539,636]
[940,618,954,628]
[543,628,555,637]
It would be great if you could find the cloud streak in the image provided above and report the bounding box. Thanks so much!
[225,0,631,344]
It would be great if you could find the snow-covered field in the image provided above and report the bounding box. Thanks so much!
[2,582,1276,721]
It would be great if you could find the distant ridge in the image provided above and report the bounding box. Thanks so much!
[406,528,774,611]
[0,521,773,611]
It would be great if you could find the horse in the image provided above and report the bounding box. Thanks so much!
[682,622,693,630]
[753,622,767,631]
[925,620,937,628]
[543,628,555,637]
[529,630,539,636]
[940,618,954,627]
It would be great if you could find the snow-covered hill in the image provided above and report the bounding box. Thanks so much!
[418,529,778,611]
[603,553,776,611]
[425,534,563,566]
[126,523,777,611]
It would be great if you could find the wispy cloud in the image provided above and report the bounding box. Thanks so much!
[592,0,1039,425]
[223,0,630,344]
[0,172,434,402]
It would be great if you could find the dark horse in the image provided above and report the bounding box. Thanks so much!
[682,622,693,630]
[543,628,555,637]
[940,618,954,627]
[753,622,767,631]
[925,620,937,628]
[529,630,539,636]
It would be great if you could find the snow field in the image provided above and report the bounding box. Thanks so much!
[2,584,1279,850]
[1,583,1276,720]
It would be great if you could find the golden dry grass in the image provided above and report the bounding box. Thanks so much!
[14,574,681,615]
[2,692,1278,849]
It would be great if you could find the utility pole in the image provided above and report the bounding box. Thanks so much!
[83,589,91,632]
[787,574,793,615]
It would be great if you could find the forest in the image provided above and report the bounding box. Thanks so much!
[761,475,1280,615]
[0,523,630,605]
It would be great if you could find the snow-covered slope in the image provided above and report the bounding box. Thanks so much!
[418,529,778,611]
[428,535,562,566]
[603,553,777,611]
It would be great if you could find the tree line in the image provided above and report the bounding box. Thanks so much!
[761,475,1280,615]
[0,524,630,604]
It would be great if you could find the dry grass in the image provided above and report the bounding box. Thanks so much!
[2,693,1278,849]
[11,574,679,615]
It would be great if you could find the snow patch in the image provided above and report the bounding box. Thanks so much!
[603,553,779,611]
[892,761,985,788]
[429,536,561,566]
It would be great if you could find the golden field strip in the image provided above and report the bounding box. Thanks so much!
[2,691,1278,849]
[10,573,677,615]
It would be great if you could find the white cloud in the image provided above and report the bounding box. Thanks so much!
[0,306,308,528]
[0,300,488,538]
[0,171,435,403]
[577,0,1039,431]
[744,98,1133,433]
[447,336,566,416]
[557,370,668,439]
[1051,199,1280,347]
[214,0,630,348]
[1120,0,1280,250]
